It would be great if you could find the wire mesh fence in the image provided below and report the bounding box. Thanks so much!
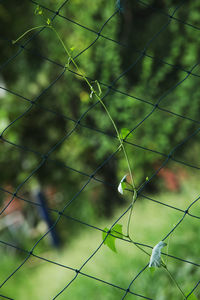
[0,0,200,299]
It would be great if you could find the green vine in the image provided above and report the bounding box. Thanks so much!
[12,8,188,299]
[12,11,138,236]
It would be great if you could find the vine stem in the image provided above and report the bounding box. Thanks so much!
[50,25,138,237]
[57,28,186,297]
[163,265,186,299]
[12,25,46,44]
[13,23,137,238]
[128,237,150,257]
[14,23,187,300]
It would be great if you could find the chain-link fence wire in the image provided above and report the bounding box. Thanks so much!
[0,0,200,299]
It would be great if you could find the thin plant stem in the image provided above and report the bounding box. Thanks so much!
[50,25,138,237]
[12,25,47,44]
[13,23,188,300]
[164,265,186,299]
[126,189,137,237]
[14,22,137,245]
[129,237,151,256]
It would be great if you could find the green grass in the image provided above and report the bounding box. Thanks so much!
[1,176,200,300]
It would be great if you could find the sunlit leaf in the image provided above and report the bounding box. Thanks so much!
[102,224,124,252]
[121,181,127,191]
[112,224,123,238]
[120,128,131,140]
[102,227,116,252]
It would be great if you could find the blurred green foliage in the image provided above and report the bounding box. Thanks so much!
[0,2,200,298]
[0,0,200,221]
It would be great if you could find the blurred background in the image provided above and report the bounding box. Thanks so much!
[0,0,200,299]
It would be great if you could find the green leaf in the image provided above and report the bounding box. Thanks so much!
[120,128,131,140]
[102,227,116,252]
[121,181,127,191]
[102,224,124,252]
[112,224,123,238]
[149,267,156,275]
